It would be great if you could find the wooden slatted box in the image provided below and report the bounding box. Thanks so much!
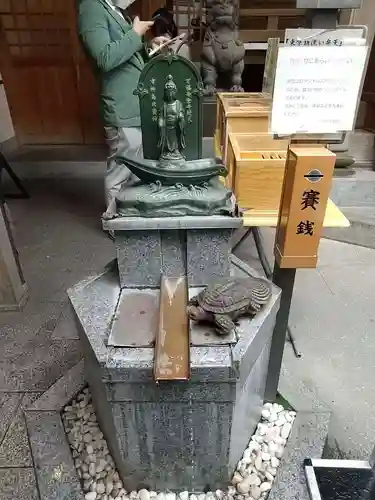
[226,133,290,212]
[215,92,272,161]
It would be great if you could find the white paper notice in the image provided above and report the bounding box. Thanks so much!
[271,46,368,135]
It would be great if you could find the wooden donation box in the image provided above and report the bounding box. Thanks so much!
[215,92,272,159]
[275,146,336,268]
[226,133,289,211]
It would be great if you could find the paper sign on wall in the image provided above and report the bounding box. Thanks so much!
[270,46,368,135]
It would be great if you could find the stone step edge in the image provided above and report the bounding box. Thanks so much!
[27,359,85,412]
[267,410,331,500]
[23,360,86,500]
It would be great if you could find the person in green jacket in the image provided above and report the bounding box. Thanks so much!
[78,0,166,217]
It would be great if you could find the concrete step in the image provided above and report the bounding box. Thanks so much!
[330,168,375,207]
[347,129,375,164]
[323,206,375,249]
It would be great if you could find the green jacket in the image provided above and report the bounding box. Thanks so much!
[78,0,147,128]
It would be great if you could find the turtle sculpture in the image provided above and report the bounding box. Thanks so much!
[188,277,272,335]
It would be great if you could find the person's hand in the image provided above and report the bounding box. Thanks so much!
[150,35,171,51]
[132,16,154,37]
[152,35,171,46]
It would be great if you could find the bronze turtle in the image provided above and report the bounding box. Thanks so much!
[188,277,272,335]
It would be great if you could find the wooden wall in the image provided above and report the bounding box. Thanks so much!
[0,0,161,146]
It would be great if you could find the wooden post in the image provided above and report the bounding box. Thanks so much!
[274,146,336,268]
[265,146,336,400]
[0,201,28,311]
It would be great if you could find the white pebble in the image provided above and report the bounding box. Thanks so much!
[263,403,272,410]
[268,413,278,423]
[96,459,108,474]
[248,441,260,453]
[250,486,261,500]
[260,482,272,493]
[261,444,268,453]
[166,493,176,500]
[89,463,96,477]
[83,479,93,490]
[254,455,263,471]
[285,413,293,423]
[290,411,296,417]
[271,457,279,468]
[275,446,284,459]
[86,445,94,455]
[227,486,236,496]
[265,472,274,482]
[189,496,197,500]
[252,435,264,444]
[139,490,150,500]
[261,452,271,461]
[198,495,205,500]
[96,482,106,495]
[232,471,243,485]
[275,416,286,427]
[84,433,93,443]
[268,467,277,476]
[237,473,259,494]
[268,442,278,457]
[156,494,166,500]
[215,490,224,500]
[257,423,267,436]
[179,492,189,500]
[261,409,270,420]
[150,493,157,498]
[273,403,283,413]
[85,493,97,500]
[281,423,292,439]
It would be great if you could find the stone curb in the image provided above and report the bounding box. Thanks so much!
[23,360,86,500]
[267,409,331,500]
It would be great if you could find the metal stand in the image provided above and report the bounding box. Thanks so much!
[265,262,297,401]
[233,227,301,358]
[0,151,29,200]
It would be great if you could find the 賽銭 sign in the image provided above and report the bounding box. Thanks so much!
[270,45,367,135]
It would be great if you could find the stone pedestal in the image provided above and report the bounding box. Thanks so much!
[70,216,281,491]
[104,216,242,287]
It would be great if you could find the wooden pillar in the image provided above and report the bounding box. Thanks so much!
[0,202,28,311]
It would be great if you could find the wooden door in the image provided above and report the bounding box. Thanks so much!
[0,0,103,145]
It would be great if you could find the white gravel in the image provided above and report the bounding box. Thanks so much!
[63,390,296,500]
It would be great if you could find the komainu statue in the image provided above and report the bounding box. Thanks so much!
[201,0,245,96]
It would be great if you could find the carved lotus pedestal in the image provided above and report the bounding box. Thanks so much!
[68,216,281,491]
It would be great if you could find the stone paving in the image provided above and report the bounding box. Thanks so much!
[0,159,375,497]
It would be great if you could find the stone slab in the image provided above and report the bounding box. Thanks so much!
[268,411,331,500]
[0,413,32,467]
[52,301,80,340]
[0,392,23,444]
[187,229,233,285]
[105,215,242,231]
[108,286,237,348]
[27,359,85,411]
[0,468,39,500]
[35,464,84,500]
[25,411,83,500]
[108,289,159,347]
[68,261,120,363]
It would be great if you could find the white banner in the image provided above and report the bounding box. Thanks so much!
[271,45,368,135]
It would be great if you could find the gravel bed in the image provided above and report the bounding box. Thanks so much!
[62,389,295,500]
